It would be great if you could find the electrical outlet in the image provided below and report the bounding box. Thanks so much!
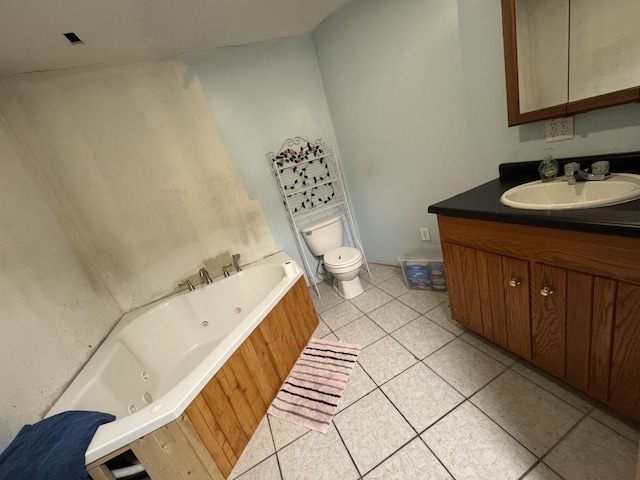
[420,227,431,241]
[545,117,574,142]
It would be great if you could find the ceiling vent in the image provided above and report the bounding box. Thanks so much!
[63,32,83,44]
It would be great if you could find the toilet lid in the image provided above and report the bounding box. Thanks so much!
[324,247,362,268]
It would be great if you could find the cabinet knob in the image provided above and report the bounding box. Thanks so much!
[508,279,521,287]
[540,287,554,297]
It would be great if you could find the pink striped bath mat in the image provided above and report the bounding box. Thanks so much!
[267,337,361,433]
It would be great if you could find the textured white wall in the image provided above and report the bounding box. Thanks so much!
[0,60,277,312]
[0,58,281,448]
[312,0,640,263]
[0,112,121,451]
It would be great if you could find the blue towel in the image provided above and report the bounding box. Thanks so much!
[0,410,115,480]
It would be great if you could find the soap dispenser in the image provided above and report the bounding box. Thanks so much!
[538,148,559,182]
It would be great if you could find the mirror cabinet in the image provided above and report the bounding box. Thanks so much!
[501,0,640,126]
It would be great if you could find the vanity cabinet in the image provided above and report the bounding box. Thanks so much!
[438,215,640,421]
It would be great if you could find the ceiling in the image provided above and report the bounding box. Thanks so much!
[0,0,349,76]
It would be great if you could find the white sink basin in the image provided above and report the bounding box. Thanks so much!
[500,173,640,210]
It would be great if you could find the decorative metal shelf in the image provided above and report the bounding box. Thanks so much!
[267,137,369,296]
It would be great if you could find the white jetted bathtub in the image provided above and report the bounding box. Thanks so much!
[46,251,302,464]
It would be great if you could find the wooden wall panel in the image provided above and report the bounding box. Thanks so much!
[185,277,318,477]
[87,465,117,480]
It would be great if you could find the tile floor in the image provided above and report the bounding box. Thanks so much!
[228,264,639,480]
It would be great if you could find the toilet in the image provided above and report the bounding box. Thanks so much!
[301,215,364,299]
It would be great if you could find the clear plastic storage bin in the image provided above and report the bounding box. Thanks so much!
[399,254,447,292]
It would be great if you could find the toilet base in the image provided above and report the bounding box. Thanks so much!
[333,275,364,300]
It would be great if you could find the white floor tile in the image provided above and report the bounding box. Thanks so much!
[234,455,281,480]
[376,274,411,298]
[397,290,448,314]
[310,282,343,313]
[544,417,637,480]
[460,331,517,366]
[424,338,507,397]
[334,316,386,348]
[471,369,583,457]
[312,319,331,338]
[229,416,275,478]
[423,303,467,336]
[360,277,375,291]
[337,362,377,412]
[381,362,464,432]
[364,438,453,480]
[334,389,415,475]
[320,301,364,330]
[511,361,593,413]
[349,287,393,314]
[268,414,309,451]
[522,463,563,480]
[278,424,359,480]
[391,315,455,359]
[588,408,640,443]
[367,299,420,332]
[361,264,398,285]
[358,335,418,385]
[422,402,536,480]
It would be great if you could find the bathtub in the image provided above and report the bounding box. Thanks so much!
[46,251,303,465]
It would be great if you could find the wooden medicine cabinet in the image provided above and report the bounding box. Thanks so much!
[501,0,640,126]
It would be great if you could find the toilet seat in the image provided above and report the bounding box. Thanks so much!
[324,247,362,269]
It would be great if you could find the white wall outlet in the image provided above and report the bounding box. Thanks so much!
[545,116,574,142]
[420,227,431,241]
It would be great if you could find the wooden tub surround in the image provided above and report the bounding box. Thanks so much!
[87,277,319,480]
[437,216,640,423]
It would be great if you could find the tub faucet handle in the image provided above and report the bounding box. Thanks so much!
[232,253,242,272]
[178,279,195,291]
[199,267,213,284]
[222,263,233,277]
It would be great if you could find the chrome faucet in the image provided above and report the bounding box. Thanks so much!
[222,263,233,277]
[199,267,212,284]
[232,253,242,272]
[563,161,610,185]
[178,279,195,291]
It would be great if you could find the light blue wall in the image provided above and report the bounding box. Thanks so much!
[184,36,341,271]
[312,0,640,263]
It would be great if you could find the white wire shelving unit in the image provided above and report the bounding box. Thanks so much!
[267,137,369,297]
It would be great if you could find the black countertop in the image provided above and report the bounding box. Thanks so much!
[427,151,640,238]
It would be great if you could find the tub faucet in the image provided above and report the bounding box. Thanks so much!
[232,253,242,272]
[178,279,195,291]
[222,263,233,277]
[199,267,212,284]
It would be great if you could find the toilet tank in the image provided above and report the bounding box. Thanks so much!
[300,215,343,256]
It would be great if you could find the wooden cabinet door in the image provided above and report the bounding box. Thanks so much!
[477,251,531,359]
[442,242,530,358]
[532,264,618,403]
[531,264,567,379]
[442,242,483,332]
[609,282,640,420]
